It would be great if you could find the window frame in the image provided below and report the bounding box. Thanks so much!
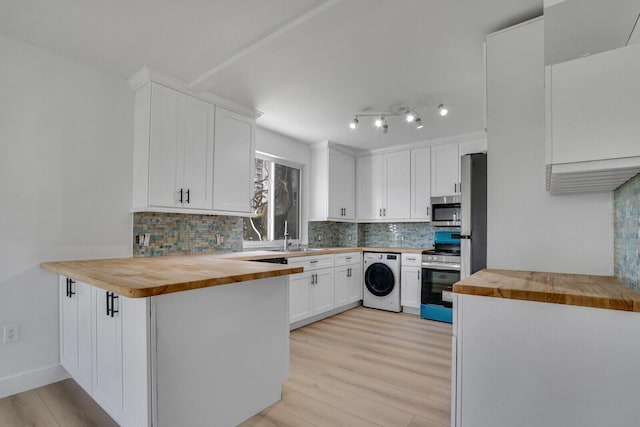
[243,152,302,249]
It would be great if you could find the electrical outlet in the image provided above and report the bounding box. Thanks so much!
[316,235,322,241]
[3,324,19,344]
[143,233,150,247]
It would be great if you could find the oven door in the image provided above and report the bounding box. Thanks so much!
[421,264,460,308]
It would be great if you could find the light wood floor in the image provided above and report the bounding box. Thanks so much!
[241,307,452,427]
[0,307,452,427]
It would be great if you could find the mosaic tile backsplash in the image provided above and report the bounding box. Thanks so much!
[133,212,243,257]
[614,173,640,290]
[308,221,358,247]
[357,222,436,248]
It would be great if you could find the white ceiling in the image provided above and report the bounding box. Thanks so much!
[0,0,542,150]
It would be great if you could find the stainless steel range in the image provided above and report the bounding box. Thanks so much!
[421,231,460,323]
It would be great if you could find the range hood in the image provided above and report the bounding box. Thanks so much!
[546,157,640,194]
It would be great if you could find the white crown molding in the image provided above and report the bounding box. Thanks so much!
[128,66,263,120]
[310,140,361,156]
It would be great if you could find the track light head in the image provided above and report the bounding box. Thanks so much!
[349,117,359,130]
[405,110,416,123]
[438,104,448,117]
[415,117,423,129]
[374,116,384,128]
[382,122,389,134]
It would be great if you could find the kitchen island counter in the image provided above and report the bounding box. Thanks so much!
[453,268,640,312]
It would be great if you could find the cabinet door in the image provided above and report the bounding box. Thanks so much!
[93,290,123,415]
[347,265,362,303]
[60,277,78,376]
[328,150,356,220]
[385,150,411,219]
[289,273,313,323]
[431,143,460,196]
[411,147,431,219]
[148,83,185,208]
[182,96,214,210]
[356,155,385,220]
[334,266,350,307]
[213,107,255,213]
[401,266,421,308]
[312,268,335,315]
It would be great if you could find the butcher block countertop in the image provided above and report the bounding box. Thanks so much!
[454,269,640,312]
[41,255,303,298]
[41,246,431,298]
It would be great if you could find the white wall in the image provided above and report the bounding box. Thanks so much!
[486,18,613,275]
[0,34,133,397]
[255,126,312,244]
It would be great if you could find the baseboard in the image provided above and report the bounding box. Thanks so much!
[290,301,362,330]
[0,364,69,399]
[402,306,421,316]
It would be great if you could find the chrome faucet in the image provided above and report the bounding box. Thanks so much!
[283,220,291,251]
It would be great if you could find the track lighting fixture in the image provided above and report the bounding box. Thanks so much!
[349,116,359,129]
[348,102,447,133]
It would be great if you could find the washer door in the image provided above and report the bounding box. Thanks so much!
[364,263,395,297]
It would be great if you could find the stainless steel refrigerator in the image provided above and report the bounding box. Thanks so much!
[460,153,487,279]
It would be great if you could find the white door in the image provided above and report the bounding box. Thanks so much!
[148,83,185,208]
[329,150,356,220]
[213,107,255,213]
[346,265,362,303]
[411,147,431,219]
[93,289,123,414]
[401,266,422,308]
[334,266,350,307]
[385,150,411,219]
[431,143,460,196]
[289,273,313,323]
[312,268,335,315]
[182,96,214,210]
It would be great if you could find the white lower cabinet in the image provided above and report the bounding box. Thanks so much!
[59,274,289,426]
[288,255,335,323]
[401,253,422,313]
[334,252,362,307]
[59,277,92,393]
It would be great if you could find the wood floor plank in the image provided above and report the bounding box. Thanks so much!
[408,414,449,427]
[0,389,59,427]
[250,406,318,427]
[37,379,117,427]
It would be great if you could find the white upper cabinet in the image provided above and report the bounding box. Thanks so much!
[146,83,214,210]
[131,73,257,215]
[431,143,460,196]
[213,107,255,214]
[311,143,356,221]
[411,147,431,220]
[548,43,640,165]
[546,44,640,193]
[385,151,411,219]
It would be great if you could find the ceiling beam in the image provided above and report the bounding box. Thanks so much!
[188,0,342,92]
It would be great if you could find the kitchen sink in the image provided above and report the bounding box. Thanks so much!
[264,247,325,253]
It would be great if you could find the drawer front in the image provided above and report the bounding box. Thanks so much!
[334,252,361,266]
[287,254,334,271]
[401,253,422,266]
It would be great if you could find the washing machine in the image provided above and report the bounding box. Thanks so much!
[363,252,401,312]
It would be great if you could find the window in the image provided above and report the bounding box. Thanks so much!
[243,157,300,243]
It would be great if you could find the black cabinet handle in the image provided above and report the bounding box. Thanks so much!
[454,183,457,193]
[186,189,190,204]
[179,188,184,204]
[106,291,111,316]
[110,294,119,317]
[66,278,76,298]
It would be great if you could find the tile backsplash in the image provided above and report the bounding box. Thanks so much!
[614,173,640,290]
[308,221,358,247]
[357,222,435,248]
[133,212,243,257]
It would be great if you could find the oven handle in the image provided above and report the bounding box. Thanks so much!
[422,263,461,271]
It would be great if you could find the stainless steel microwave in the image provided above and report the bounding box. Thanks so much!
[430,196,461,226]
